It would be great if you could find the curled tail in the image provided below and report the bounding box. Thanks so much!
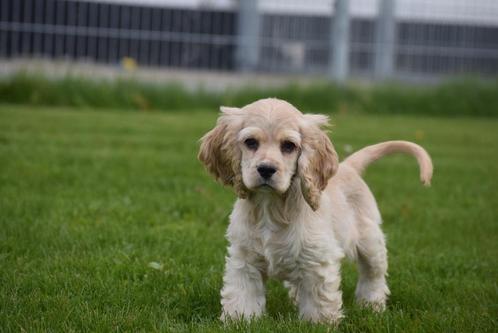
[343,140,433,186]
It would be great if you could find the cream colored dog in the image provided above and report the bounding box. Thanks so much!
[198,98,432,324]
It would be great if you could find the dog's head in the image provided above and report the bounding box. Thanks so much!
[198,98,338,210]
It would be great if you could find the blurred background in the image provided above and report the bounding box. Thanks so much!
[1,0,497,85]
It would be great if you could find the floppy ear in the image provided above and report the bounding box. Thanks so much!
[198,107,249,198]
[297,114,339,211]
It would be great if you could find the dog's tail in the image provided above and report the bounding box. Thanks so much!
[343,140,433,186]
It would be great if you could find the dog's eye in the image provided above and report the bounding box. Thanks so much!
[244,138,259,151]
[281,140,296,153]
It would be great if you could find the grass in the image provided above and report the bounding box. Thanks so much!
[1,74,498,117]
[0,104,497,332]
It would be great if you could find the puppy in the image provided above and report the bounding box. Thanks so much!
[198,98,432,323]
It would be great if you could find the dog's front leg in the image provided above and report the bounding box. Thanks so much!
[220,245,266,321]
[295,261,343,324]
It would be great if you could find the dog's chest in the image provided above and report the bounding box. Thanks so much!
[255,210,306,279]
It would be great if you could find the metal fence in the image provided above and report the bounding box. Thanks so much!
[1,0,497,82]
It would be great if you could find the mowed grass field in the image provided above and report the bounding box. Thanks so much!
[0,105,497,332]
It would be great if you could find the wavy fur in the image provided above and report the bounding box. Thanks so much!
[198,98,432,323]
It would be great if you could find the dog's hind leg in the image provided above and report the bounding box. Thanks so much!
[354,220,390,311]
[284,280,298,305]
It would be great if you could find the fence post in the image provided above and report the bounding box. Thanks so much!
[236,0,260,71]
[374,0,396,79]
[329,0,350,82]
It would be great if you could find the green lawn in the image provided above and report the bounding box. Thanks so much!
[0,105,497,332]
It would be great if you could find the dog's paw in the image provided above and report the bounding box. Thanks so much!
[355,280,389,312]
[357,298,387,312]
[219,298,265,322]
[356,291,388,312]
[220,310,262,323]
[219,311,235,323]
[300,310,343,326]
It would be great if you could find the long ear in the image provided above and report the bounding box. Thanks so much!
[298,114,339,211]
[198,107,249,198]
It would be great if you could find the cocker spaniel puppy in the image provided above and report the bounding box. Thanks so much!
[198,98,432,324]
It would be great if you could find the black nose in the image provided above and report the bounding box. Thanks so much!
[257,165,277,179]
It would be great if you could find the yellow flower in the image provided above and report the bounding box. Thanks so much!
[121,57,137,72]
